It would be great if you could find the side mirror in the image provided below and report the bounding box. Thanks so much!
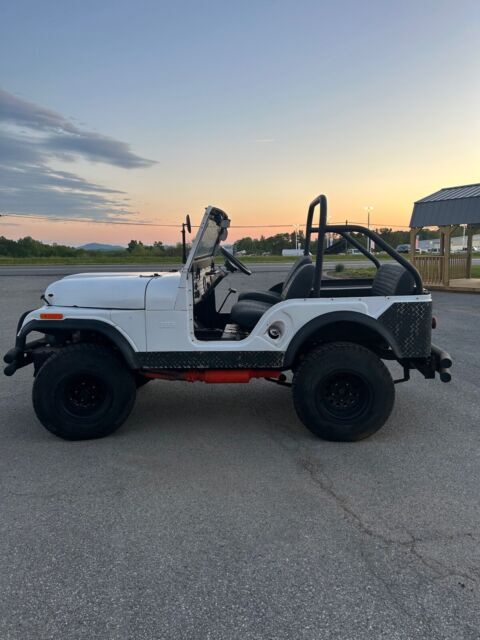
[186,214,192,234]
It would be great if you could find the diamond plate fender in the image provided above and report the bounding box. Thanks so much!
[377,301,432,358]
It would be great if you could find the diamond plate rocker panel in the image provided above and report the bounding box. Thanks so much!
[138,350,284,369]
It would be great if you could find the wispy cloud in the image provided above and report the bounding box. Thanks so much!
[0,88,155,220]
[0,89,79,133]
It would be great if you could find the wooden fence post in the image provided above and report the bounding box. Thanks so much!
[410,227,419,264]
[439,226,452,287]
[466,225,480,278]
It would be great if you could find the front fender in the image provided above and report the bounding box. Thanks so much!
[4,316,141,376]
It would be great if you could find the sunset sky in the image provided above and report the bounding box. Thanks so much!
[1,0,480,246]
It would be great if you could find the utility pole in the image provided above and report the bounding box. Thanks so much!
[364,206,374,252]
[294,224,298,251]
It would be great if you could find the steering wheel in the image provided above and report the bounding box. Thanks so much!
[220,247,252,275]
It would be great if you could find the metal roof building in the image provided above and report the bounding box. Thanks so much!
[409,183,480,290]
[410,183,480,227]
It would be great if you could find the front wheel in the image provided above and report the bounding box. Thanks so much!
[33,344,136,440]
[292,342,394,442]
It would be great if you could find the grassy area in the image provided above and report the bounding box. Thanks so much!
[0,254,365,266]
[0,254,479,273]
[241,254,385,263]
[330,266,376,278]
[333,264,480,279]
[0,253,387,266]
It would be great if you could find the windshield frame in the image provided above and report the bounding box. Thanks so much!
[185,206,230,269]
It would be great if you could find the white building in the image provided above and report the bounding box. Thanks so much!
[418,233,480,252]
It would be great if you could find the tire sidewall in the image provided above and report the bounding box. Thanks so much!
[293,343,394,442]
[33,345,136,440]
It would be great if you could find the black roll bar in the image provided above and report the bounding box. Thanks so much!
[304,195,424,297]
[304,194,326,255]
[304,195,328,295]
[326,225,423,294]
[337,231,381,268]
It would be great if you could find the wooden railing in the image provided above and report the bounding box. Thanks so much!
[449,254,469,279]
[413,255,443,284]
[414,253,470,285]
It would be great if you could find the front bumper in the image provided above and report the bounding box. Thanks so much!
[4,337,49,376]
[4,311,52,376]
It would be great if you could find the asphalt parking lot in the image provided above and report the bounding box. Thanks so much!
[0,266,479,640]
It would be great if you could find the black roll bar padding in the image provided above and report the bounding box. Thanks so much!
[338,231,381,269]
[323,225,424,294]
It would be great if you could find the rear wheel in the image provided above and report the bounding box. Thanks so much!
[32,343,136,440]
[292,342,394,442]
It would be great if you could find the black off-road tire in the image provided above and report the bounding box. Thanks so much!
[32,343,136,440]
[292,342,394,442]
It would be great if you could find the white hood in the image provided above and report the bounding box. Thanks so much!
[45,272,157,309]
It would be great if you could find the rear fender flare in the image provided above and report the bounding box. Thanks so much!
[283,311,401,367]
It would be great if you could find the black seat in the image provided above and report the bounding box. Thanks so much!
[237,255,312,305]
[231,263,315,330]
[371,264,416,296]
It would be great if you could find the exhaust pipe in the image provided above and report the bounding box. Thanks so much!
[431,344,452,382]
[431,344,452,369]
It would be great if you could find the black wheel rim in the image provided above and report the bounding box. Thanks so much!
[316,371,372,422]
[60,373,112,419]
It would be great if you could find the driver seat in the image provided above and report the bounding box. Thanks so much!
[230,263,315,330]
[237,255,312,305]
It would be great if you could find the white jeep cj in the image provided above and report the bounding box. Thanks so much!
[4,195,452,441]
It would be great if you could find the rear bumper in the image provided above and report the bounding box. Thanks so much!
[408,343,452,383]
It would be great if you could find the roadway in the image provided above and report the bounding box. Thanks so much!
[0,267,479,639]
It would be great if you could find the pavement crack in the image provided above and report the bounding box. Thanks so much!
[301,454,479,584]
[298,454,413,547]
[261,413,479,589]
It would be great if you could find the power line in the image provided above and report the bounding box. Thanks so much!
[1,212,298,229]
[1,212,184,227]
[0,212,411,230]
[333,220,411,229]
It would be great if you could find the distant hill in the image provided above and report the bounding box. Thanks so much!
[79,243,125,252]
